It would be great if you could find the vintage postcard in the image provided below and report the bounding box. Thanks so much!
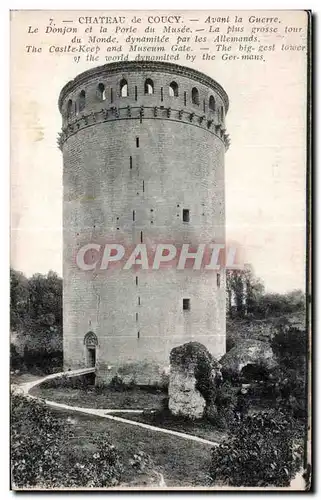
[10,9,311,490]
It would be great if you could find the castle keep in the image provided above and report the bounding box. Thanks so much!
[58,61,229,384]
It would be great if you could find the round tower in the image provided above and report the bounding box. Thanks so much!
[58,61,229,385]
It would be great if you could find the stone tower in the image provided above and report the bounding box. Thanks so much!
[58,61,229,385]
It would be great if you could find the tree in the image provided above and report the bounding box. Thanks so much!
[226,265,264,318]
[10,269,63,373]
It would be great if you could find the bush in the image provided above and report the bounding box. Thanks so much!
[11,393,123,488]
[210,410,302,487]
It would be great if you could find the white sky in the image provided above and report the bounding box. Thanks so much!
[10,9,308,293]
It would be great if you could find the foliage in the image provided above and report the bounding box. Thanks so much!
[10,268,63,374]
[11,393,123,488]
[268,325,307,422]
[226,265,305,320]
[210,410,302,487]
[214,381,239,429]
[226,265,265,319]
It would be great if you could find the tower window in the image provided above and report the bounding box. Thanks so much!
[135,85,137,101]
[136,137,139,148]
[161,87,163,101]
[136,312,138,322]
[182,209,190,222]
[136,276,138,286]
[137,331,140,339]
[183,298,190,311]
[133,210,135,221]
[140,231,143,243]
[130,156,132,169]
[120,78,128,97]
[97,83,106,101]
[209,95,215,111]
[192,87,200,106]
[144,78,154,95]
[78,90,86,112]
[184,92,187,106]
[220,106,225,122]
[169,81,179,97]
[217,273,221,288]
[66,99,73,119]
[142,180,145,192]
[138,296,141,305]
[110,88,113,103]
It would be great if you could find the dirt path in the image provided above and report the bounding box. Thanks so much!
[18,370,220,448]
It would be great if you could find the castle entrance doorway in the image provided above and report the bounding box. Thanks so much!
[84,331,98,368]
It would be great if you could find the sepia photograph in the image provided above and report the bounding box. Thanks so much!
[10,9,311,490]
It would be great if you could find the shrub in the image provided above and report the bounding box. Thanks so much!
[210,410,302,487]
[11,393,123,488]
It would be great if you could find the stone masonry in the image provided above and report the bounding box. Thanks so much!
[58,61,230,384]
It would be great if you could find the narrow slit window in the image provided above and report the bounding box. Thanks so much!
[133,210,135,221]
[217,273,221,288]
[135,86,138,101]
[130,156,132,169]
[138,297,140,305]
[203,99,206,113]
[136,312,138,322]
[140,231,143,243]
[110,88,113,103]
[161,87,163,102]
[136,137,139,148]
[66,99,73,119]
[137,331,140,339]
[182,209,190,222]
[184,92,187,106]
[78,90,86,112]
[183,298,190,311]
[142,180,145,192]
[136,276,138,286]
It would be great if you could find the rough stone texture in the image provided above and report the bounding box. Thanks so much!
[168,342,222,419]
[59,61,229,384]
[220,339,278,377]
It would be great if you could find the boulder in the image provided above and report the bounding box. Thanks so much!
[220,339,277,379]
[168,342,222,420]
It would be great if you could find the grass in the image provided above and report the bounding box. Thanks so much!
[30,381,226,445]
[35,404,215,487]
[31,384,167,410]
[113,409,226,444]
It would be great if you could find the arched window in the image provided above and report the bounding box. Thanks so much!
[97,83,106,101]
[120,79,128,97]
[78,90,86,112]
[144,78,154,95]
[192,87,200,105]
[169,81,179,97]
[209,95,215,112]
[66,99,73,118]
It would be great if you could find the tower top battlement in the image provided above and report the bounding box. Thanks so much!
[58,61,229,113]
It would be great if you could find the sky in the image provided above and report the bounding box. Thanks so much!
[10,10,308,293]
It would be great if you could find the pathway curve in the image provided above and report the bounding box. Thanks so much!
[17,369,220,448]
